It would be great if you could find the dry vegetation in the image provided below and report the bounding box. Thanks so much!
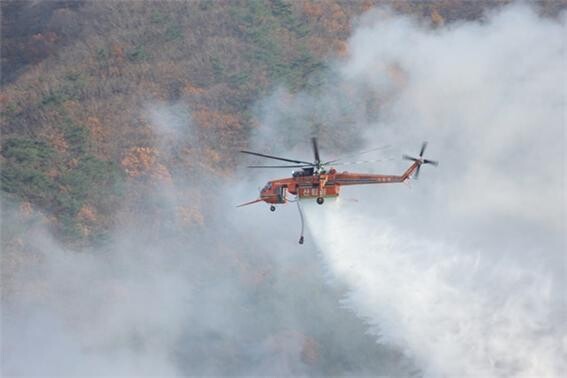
[1,0,565,245]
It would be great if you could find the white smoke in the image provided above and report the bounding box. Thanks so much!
[1,102,415,376]
[292,4,566,377]
[3,3,565,377]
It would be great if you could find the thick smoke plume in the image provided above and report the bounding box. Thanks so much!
[282,4,564,377]
[2,3,564,377]
[2,95,412,376]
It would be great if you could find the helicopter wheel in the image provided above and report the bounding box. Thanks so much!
[316,197,324,205]
[270,205,276,212]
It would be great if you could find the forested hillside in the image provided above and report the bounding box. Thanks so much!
[2,0,564,245]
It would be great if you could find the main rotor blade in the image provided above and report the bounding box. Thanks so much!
[414,165,421,180]
[330,158,395,166]
[312,137,321,165]
[247,164,313,168]
[423,159,439,166]
[323,145,392,165]
[240,150,312,165]
[419,141,428,157]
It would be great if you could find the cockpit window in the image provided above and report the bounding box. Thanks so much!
[262,182,272,191]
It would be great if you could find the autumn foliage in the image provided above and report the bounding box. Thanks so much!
[2,0,565,245]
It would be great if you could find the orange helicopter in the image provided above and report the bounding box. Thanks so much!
[239,138,438,244]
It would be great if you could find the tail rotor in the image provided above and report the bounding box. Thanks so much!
[403,141,438,179]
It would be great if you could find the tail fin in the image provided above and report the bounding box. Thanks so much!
[236,198,264,208]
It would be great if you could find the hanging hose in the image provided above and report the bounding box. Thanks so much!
[288,196,305,244]
[296,199,305,245]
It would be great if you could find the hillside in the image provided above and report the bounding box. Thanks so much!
[5,0,565,244]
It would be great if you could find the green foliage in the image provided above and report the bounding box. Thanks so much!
[57,212,87,241]
[165,23,182,41]
[127,46,149,62]
[211,56,224,80]
[198,0,213,11]
[230,0,322,91]
[1,102,18,119]
[2,138,55,166]
[1,138,57,207]
[40,74,87,107]
[151,11,169,24]
[1,134,124,241]
[1,165,55,203]
[62,120,90,154]
[60,156,123,202]
[96,48,108,61]
[2,0,338,246]
[270,0,309,37]
[228,71,249,87]
[41,90,69,106]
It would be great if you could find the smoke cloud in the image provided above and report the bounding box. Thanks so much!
[2,89,413,376]
[283,4,564,377]
[2,3,564,377]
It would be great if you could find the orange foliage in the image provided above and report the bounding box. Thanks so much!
[121,146,172,182]
[302,1,324,18]
[121,147,158,176]
[111,43,125,62]
[68,158,79,169]
[431,8,445,27]
[0,93,9,107]
[62,100,81,116]
[19,202,33,218]
[77,205,97,223]
[46,129,68,153]
[192,109,242,130]
[202,147,222,163]
[323,4,348,34]
[46,168,59,178]
[86,116,106,141]
[361,0,375,12]
[183,83,206,96]
[334,40,349,58]
[177,206,204,226]
[300,1,350,35]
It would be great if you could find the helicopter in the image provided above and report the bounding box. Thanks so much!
[238,138,438,244]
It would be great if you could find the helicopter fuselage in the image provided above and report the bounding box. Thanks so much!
[259,165,417,204]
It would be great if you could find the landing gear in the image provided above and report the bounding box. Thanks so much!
[316,197,324,205]
[270,205,276,212]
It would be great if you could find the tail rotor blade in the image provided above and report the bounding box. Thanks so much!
[404,142,437,180]
[403,154,418,162]
[419,141,428,157]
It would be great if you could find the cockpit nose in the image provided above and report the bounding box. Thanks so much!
[261,182,272,194]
